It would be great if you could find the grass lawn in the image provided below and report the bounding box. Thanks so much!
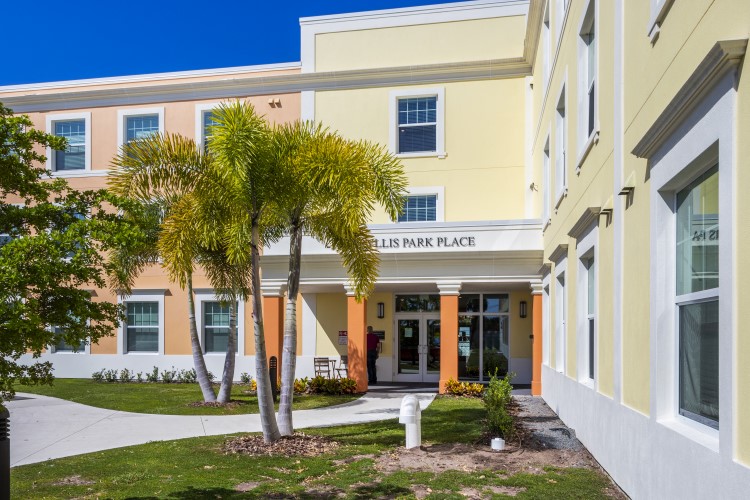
[13,379,359,416]
[11,397,616,499]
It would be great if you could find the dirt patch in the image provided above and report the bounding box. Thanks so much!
[52,475,95,486]
[187,400,248,409]
[373,442,597,477]
[224,433,340,457]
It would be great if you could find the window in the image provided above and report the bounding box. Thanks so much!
[389,88,445,158]
[117,108,164,151]
[51,325,86,353]
[676,166,719,428]
[543,137,551,226]
[585,256,595,380]
[542,278,551,366]
[399,195,436,222]
[46,112,91,174]
[125,301,159,353]
[578,0,597,147]
[456,293,510,382]
[542,3,551,88]
[554,259,567,373]
[203,301,237,353]
[396,187,444,223]
[195,103,219,152]
[555,87,567,206]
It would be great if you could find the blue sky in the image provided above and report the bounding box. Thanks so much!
[1,0,463,86]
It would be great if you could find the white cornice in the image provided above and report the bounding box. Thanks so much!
[548,243,568,263]
[3,58,531,114]
[632,39,747,159]
[0,62,301,93]
[567,206,600,239]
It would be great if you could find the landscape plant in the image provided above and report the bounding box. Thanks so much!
[268,121,407,436]
[444,378,484,397]
[483,371,515,440]
[0,103,141,400]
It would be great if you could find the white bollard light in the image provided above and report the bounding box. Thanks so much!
[399,395,422,449]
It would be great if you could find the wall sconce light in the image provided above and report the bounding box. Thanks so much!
[519,301,528,319]
[377,302,385,319]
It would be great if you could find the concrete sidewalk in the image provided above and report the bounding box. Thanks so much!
[6,389,436,467]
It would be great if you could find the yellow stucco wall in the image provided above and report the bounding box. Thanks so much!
[314,17,526,72]
[315,78,527,223]
[509,291,533,359]
[316,293,348,356]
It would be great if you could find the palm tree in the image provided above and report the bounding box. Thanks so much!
[204,100,283,442]
[270,121,407,436]
[109,134,218,402]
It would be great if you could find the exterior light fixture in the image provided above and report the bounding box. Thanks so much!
[520,301,528,319]
[377,302,385,319]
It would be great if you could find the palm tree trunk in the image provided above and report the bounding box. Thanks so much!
[251,221,281,442]
[217,300,237,403]
[278,224,302,436]
[187,274,216,402]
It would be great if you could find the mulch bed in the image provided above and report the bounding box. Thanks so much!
[223,433,340,457]
[187,400,249,409]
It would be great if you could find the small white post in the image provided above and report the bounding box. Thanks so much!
[399,395,422,449]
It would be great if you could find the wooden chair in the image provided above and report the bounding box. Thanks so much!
[335,355,348,379]
[314,357,332,378]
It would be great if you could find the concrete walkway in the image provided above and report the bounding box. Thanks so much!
[6,387,436,467]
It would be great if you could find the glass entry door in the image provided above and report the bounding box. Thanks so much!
[396,315,440,382]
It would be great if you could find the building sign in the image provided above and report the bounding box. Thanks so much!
[374,235,476,250]
[338,330,348,345]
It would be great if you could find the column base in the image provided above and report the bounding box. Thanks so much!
[531,380,542,396]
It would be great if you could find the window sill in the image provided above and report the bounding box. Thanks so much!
[647,0,675,44]
[396,151,446,160]
[542,218,551,232]
[125,351,160,355]
[579,378,595,390]
[657,415,719,452]
[576,130,599,173]
[49,169,109,178]
[554,188,568,210]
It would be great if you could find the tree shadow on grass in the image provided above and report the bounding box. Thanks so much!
[126,486,344,499]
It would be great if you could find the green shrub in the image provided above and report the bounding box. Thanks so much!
[135,372,144,383]
[146,366,159,383]
[294,377,309,394]
[91,369,105,382]
[444,378,484,397]
[177,368,196,384]
[239,372,252,384]
[307,376,358,395]
[119,368,134,383]
[160,367,177,383]
[103,369,118,383]
[483,371,515,439]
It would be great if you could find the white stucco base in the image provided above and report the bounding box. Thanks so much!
[542,365,750,499]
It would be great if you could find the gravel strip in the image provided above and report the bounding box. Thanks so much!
[514,395,584,451]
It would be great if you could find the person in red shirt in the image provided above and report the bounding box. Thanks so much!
[366,326,380,384]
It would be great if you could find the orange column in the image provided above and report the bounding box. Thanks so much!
[347,294,368,392]
[262,293,285,370]
[531,290,543,396]
[438,282,461,393]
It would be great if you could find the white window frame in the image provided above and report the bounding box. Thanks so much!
[554,0,569,45]
[650,76,735,450]
[117,107,165,151]
[542,274,551,367]
[542,2,551,89]
[576,0,599,170]
[195,102,220,152]
[194,289,245,355]
[397,186,445,223]
[576,222,598,387]
[554,256,567,374]
[49,325,90,354]
[389,87,446,159]
[118,290,166,355]
[554,80,568,208]
[45,112,91,176]
[542,134,551,228]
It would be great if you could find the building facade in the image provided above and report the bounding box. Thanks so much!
[1,1,749,497]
